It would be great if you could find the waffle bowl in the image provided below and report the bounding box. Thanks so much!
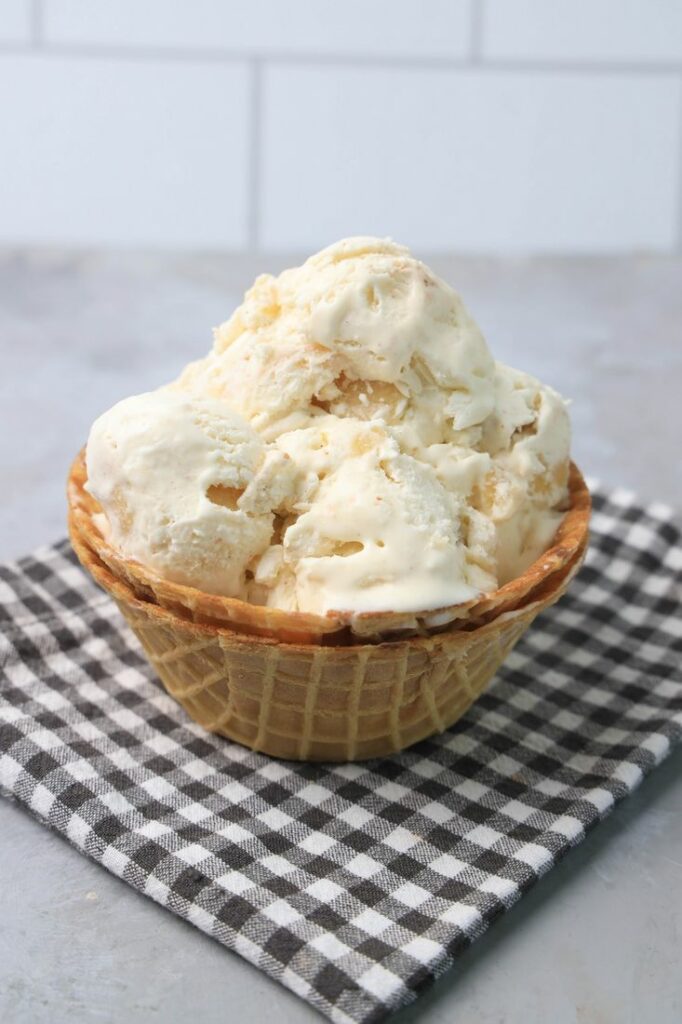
[67,453,590,760]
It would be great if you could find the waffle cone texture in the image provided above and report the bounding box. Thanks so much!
[68,453,591,761]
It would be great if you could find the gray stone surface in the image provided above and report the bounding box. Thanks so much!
[0,250,680,1022]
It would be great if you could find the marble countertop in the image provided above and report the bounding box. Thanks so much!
[1,250,680,1023]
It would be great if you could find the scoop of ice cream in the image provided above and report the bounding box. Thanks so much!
[85,390,297,597]
[485,363,570,505]
[175,236,495,444]
[482,364,571,582]
[178,333,342,440]
[420,363,571,584]
[249,417,497,615]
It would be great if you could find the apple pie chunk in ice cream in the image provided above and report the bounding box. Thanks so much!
[85,237,572,621]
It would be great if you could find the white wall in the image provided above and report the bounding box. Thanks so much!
[1,0,681,254]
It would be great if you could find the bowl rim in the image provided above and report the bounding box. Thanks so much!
[67,449,591,644]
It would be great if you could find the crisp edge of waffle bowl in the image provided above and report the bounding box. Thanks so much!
[67,450,590,644]
[70,504,586,655]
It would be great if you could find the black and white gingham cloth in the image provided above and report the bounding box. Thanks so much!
[1,486,681,1024]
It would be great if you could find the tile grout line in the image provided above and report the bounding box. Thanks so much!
[470,0,484,63]
[30,0,42,47]
[247,59,262,252]
[1,41,682,77]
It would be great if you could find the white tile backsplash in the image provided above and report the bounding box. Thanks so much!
[42,0,473,59]
[0,55,250,248]
[483,0,682,64]
[260,66,681,253]
[0,0,32,43]
[2,1,682,253]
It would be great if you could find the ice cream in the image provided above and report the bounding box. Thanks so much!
[86,237,571,618]
[255,417,497,614]
[175,236,495,446]
[85,390,298,597]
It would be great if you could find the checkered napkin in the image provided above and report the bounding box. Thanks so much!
[1,489,681,1024]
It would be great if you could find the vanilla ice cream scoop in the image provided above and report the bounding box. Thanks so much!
[481,364,571,582]
[175,237,494,443]
[85,390,297,597]
[417,363,571,586]
[257,418,497,615]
